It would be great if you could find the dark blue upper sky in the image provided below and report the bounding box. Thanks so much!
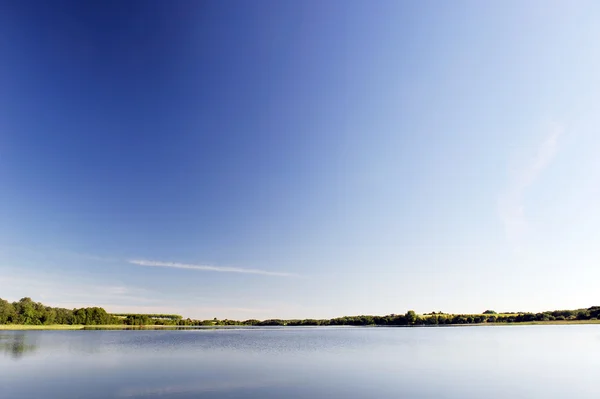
[1,1,600,318]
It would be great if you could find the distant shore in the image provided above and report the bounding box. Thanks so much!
[3,319,600,331]
[3,298,599,329]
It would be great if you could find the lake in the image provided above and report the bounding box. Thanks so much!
[2,326,599,398]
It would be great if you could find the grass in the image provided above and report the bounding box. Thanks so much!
[435,319,600,327]
[0,324,155,330]
[0,324,191,330]
[0,324,87,330]
[503,319,600,325]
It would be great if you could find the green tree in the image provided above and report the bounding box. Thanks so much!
[41,307,57,325]
[15,298,38,325]
[405,310,417,325]
[0,299,16,324]
[576,310,590,320]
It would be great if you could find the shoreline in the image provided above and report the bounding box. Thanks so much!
[2,319,600,331]
[0,324,177,330]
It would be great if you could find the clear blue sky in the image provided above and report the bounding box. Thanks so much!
[1,1,599,319]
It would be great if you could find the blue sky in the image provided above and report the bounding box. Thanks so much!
[1,1,599,319]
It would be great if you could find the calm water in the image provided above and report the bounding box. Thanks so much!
[2,326,600,398]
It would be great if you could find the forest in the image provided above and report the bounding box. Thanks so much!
[0,297,120,325]
[0,297,182,326]
[1,297,599,326]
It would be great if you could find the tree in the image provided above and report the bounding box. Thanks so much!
[0,299,15,324]
[588,307,600,319]
[124,314,151,326]
[15,298,38,325]
[3,296,600,328]
[41,307,57,325]
[576,311,590,320]
[55,308,74,324]
[405,310,417,325]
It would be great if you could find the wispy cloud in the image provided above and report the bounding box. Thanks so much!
[498,124,563,246]
[129,259,298,277]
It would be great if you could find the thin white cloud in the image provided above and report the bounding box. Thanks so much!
[129,259,298,277]
[498,124,563,246]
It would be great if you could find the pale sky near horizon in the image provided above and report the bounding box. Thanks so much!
[1,1,600,319]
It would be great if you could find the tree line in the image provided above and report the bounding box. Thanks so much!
[0,297,121,325]
[150,308,600,327]
[1,297,599,326]
[0,298,188,326]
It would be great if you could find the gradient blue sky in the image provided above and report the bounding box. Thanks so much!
[1,1,599,319]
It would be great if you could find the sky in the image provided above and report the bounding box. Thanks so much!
[1,1,600,319]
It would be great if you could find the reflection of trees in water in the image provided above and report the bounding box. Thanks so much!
[0,333,37,359]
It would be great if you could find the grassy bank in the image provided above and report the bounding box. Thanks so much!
[0,324,138,330]
[0,324,86,330]
[503,319,600,326]
[415,319,600,327]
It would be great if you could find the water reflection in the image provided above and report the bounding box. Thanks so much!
[2,327,600,399]
[0,333,37,359]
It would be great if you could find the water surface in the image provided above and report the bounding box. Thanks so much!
[2,326,599,398]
